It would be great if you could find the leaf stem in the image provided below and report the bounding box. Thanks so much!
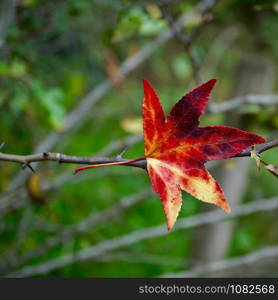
[73,157,146,174]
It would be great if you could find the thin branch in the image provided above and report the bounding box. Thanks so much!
[209,94,278,113]
[7,196,278,277]
[96,134,142,157]
[236,139,278,157]
[0,139,277,170]
[0,151,147,170]
[0,134,143,218]
[22,163,35,173]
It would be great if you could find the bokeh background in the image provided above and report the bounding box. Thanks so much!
[0,0,278,277]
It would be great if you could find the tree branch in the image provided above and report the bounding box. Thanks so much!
[0,139,277,171]
[0,134,143,218]
[236,139,278,157]
[209,94,278,113]
[0,151,147,170]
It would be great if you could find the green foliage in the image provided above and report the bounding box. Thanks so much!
[113,6,167,41]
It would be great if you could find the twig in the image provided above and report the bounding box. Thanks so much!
[209,94,278,113]
[236,139,278,157]
[116,146,129,159]
[0,151,147,170]
[22,163,35,173]
[0,135,143,218]
[0,139,277,170]
[96,134,142,157]
[7,196,278,277]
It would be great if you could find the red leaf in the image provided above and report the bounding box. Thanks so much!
[143,79,265,230]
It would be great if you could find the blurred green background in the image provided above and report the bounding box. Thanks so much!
[0,0,277,277]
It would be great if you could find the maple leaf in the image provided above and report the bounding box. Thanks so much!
[74,79,266,231]
[143,79,265,230]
